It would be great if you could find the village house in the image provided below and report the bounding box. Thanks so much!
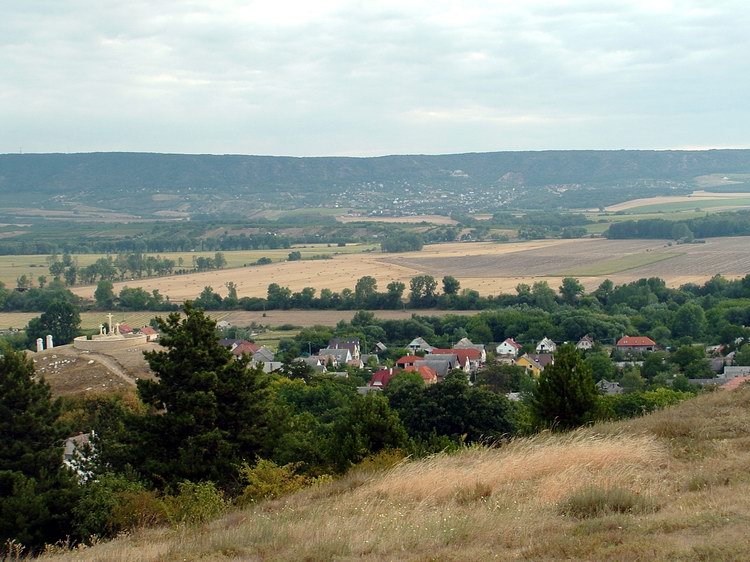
[407,337,433,354]
[495,337,522,358]
[396,355,421,369]
[453,337,487,363]
[516,353,554,377]
[317,347,353,365]
[139,326,159,342]
[403,364,439,385]
[535,337,557,354]
[616,336,657,354]
[429,348,481,372]
[576,335,594,351]
[232,341,262,357]
[327,337,361,360]
[63,432,95,481]
[414,358,454,379]
[596,379,623,395]
[369,368,398,389]
[296,356,327,373]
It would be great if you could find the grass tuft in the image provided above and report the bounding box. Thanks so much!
[558,486,656,518]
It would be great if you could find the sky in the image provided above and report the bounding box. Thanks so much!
[2,0,749,156]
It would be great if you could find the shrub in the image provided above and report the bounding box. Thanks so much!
[163,481,225,526]
[111,489,168,531]
[558,487,655,518]
[237,459,308,506]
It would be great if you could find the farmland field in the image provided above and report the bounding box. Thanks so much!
[604,191,750,212]
[335,214,458,225]
[64,237,750,303]
[0,244,378,287]
[0,309,482,331]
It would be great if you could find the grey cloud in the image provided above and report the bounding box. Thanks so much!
[1,1,748,155]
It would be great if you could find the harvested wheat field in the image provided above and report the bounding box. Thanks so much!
[69,237,750,303]
[41,386,750,561]
[336,214,458,225]
[605,190,750,212]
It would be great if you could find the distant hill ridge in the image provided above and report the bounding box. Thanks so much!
[2,149,750,192]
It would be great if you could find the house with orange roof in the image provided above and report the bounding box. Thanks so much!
[403,365,438,385]
[615,336,657,353]
[396,355,421,369]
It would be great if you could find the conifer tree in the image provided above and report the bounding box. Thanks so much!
[0,347,78,549]
[135,303,272,487]
[531,345,599,429]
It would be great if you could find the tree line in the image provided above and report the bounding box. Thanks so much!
[605,210,750,240]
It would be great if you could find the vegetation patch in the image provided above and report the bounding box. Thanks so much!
[558,486,656,518]
[559,251,683,276]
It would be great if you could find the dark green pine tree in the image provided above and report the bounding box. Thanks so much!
[531,345,600,430]
[0,346,79,550]
[135,302,272,488]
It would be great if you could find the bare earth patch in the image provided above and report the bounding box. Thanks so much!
[29,343,159,397]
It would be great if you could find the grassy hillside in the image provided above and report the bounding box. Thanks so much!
[42,385,750,561]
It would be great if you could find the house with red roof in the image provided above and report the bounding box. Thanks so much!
[232,341,262,357]
[615,336,657,353]
[495,338,522,358]
[139,326,158,342]
[369,368,398,389]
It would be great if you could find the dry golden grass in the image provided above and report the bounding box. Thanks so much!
[40,386,750,561]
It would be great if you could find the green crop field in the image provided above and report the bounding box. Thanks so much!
[558,251,683,276]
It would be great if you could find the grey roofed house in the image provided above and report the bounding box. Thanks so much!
[360,353,378,365]
[252,346,275,362]
[256,361,283,373]
[454,337,486,352]
[218,338,244,351]
[296,356,327,373]
[415,359,452,378]
[408,337,433,354]
[327,337,361,359]
[576,335,595,350]
[423,353,459,369]
[317,348,352,363]
[596,379,623,395]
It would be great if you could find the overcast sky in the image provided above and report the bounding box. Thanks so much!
[2,0,749,156]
